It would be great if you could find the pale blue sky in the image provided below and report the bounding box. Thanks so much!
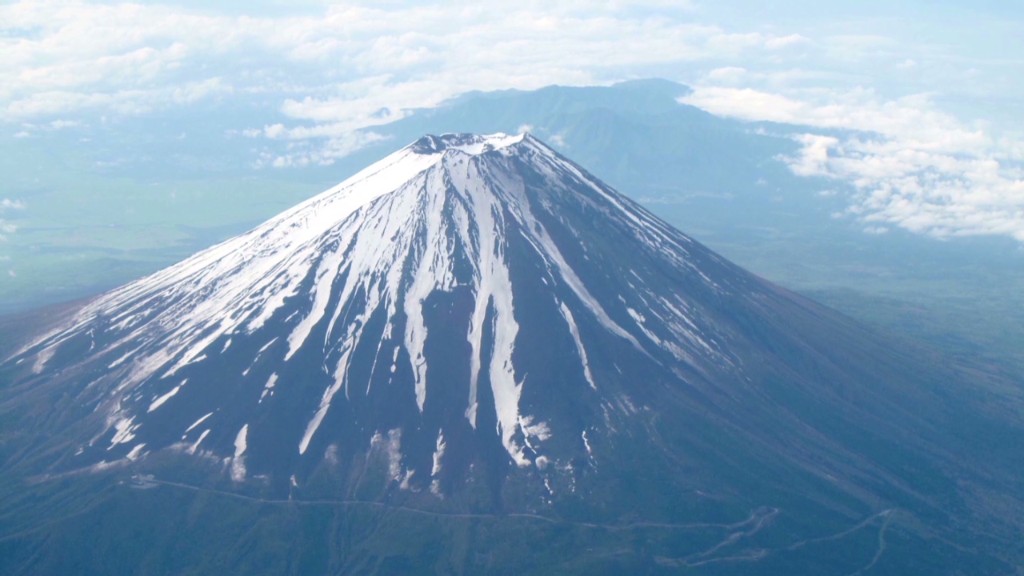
[1,0,1022,250]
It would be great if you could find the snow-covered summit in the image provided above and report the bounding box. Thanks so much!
[409,132,527,155]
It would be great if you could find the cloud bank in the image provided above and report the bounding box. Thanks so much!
[3,1,1023,242]
[1,1,808,162]
[683,83,1024,242]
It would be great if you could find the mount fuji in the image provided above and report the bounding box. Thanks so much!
[1,133,1022,574]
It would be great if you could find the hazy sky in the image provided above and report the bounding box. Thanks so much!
[2,0,1023,244]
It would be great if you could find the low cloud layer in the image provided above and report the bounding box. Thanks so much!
[0,5,798,116]
[1,1,809,165]
[3,1,1023,243]
[683,84,1024,242]
[0,198,24,242]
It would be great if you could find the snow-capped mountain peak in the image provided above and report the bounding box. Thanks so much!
[12,132,734,492]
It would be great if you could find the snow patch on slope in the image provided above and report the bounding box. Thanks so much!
[259,373,278,403]
[148,379,187,413]
[184,412,213,434]
[431,429,447,485]
[231,424,248,482]
[558,302,596,390]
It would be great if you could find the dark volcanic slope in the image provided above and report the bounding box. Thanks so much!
[1,133,1022,575]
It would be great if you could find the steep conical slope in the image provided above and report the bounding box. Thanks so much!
[1,134,1022,574]
[4,133,744,486]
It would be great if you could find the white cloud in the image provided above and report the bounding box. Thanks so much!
[705,66,748,85]
[763,34,809,50]
[262,123,287,140]
[261,131,389,168]
[0,1,810,130]
[0,199,25,242]
[787,134,838,177]
[170,77,232,105]
[0,221,16,241]
[2,1,1021,243]
[548,132,567,148]
[47,119,81,130]
[682,85,1024,241]
[820,34,899,64]
[684,87,807,124]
